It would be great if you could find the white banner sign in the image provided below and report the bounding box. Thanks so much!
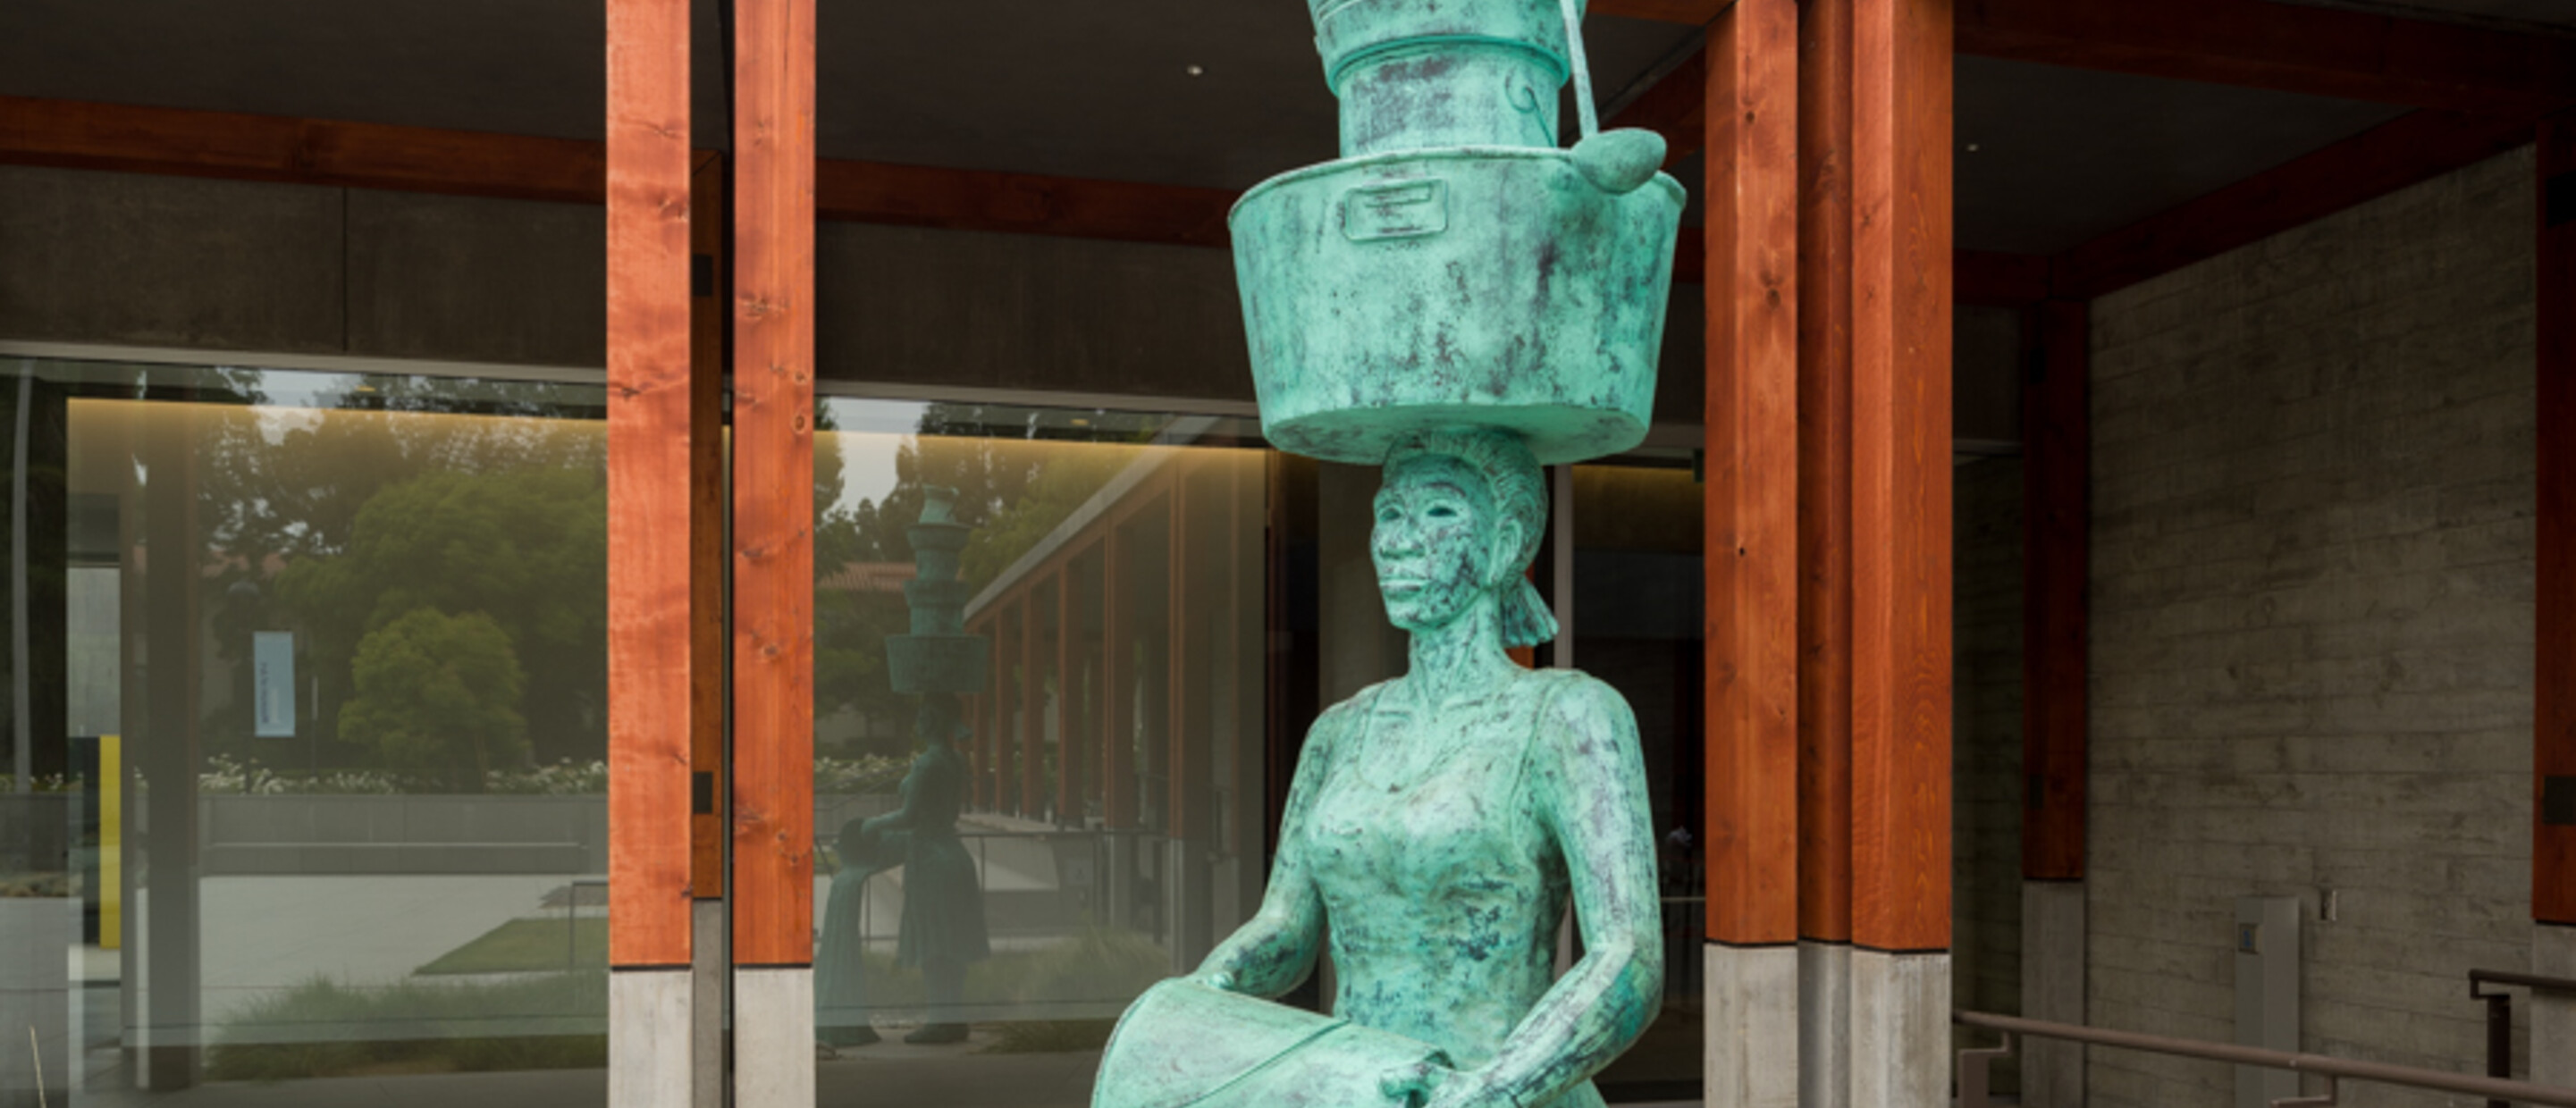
[254,631,296,738]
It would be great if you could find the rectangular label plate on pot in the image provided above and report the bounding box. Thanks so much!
[1343,180,1448,242]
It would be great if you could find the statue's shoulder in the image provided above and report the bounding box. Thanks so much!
[1530,668,1642,747]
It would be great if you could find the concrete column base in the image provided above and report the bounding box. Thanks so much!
[1851,948,1951,1108]
[692,900,728,1108]
[736,966,815,1108]
[2022,882,2087,1108]
[1799,941,1851,1108]
[610,967,694,1108]
[2537,925,2576,1091]
[1705,943,1799,1108]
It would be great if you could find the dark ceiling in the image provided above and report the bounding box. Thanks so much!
[0,0,2554,258]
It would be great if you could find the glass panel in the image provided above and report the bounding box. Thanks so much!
[810,399,1270,1103]
[4,356,611,1104]
[1570,456,1705,1101]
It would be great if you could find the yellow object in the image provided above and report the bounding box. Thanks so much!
[100,734,119,950]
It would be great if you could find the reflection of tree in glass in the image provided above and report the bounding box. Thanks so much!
[815,403,1145,762]
[338,608,528,792]
[193,378,608,778]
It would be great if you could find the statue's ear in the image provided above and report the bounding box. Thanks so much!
[1487,515,1526,588]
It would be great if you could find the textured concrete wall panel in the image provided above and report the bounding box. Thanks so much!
[0,165,343,354]
[346,189,606,367]
[2086,147,2538,1108]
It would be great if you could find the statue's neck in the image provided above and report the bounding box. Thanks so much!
[1403,594,1517,709]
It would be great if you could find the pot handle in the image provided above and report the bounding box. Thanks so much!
[1559,0,1600,139]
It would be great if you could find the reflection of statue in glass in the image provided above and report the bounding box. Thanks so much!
[1185,429,1661,1108]
[867,485,994,1045]
[861,693,989,1044]
[816,817,902,1049]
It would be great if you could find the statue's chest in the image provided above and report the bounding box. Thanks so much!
[1307,685,1555,898]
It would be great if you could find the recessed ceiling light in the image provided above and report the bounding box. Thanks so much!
[1966,142,1982,153]
[1072,418,1092,427]
[1185,64,1207,78]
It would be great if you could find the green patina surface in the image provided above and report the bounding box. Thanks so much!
[1098,2,1673,1104]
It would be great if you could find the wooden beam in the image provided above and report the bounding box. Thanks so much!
[688,152,728,899]
[2021,299,2088,883]
[0,95,608,204]
[1848,0,1953,955]
[605,0,695,972]
[1797,0,1856,948]
[2538,113,2576,926]
[728,0,817,970]
[1702,0,1800,950]
[2052,108,2538,300]
[0,97,1238,248]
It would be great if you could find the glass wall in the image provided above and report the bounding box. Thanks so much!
[3,356,612,1106]
[806,399,1269,1104]
[1570,455,1706,1101]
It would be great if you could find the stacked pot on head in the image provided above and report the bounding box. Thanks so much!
[1232,0,1687,469]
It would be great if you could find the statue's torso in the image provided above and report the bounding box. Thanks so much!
[1303,669,1576,1069]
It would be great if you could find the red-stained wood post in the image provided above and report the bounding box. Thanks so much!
[689,151,728,902]
[2018,298,2092,1107]
[605,0,700,1102]
[2022,299,2089,882]
[2537,110,2576,1083]
[1846,0,1954,1101]
[1798,0,1857,961]
[1699,0,1803,1102]
[2538,114,2576,928]
[728,0,815,1100]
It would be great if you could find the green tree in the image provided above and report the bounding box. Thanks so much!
[274,467,606,766]
[339,608,527,791]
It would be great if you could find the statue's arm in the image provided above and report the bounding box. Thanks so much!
[1442,677,1665,1108]
[1193,703,1343,998]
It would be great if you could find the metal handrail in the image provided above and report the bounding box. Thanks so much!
[1954,1010,2576,1108]
[2470,969,2576,1108]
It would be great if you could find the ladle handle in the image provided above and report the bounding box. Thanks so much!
[1560,0,1601,139]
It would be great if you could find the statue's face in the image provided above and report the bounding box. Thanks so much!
[1371,453,1517,633]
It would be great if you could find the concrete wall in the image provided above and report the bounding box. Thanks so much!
[0,166,606,366]
[2086,147,2538,1108]
[1953,457,2025,1062]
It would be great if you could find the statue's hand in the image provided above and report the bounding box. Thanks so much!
[1417,1067,1503,1108]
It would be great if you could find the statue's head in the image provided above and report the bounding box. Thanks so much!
[1371,427,1557,646]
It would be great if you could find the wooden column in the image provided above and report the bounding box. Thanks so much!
[2022,300,2089,882]
[1797,0,1856,955]
[2538,113,2576,927]
[605,0,695,978]
[1703,0,1802,1102]
[605,0,701,1102]
[728,0,815,1099]
[1705,0,1801,948]
[1847,0,1953,961]
[688,151,728,899]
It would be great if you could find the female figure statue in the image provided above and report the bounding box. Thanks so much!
[1192,428,1662,1108]
[861,692,990,1045]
